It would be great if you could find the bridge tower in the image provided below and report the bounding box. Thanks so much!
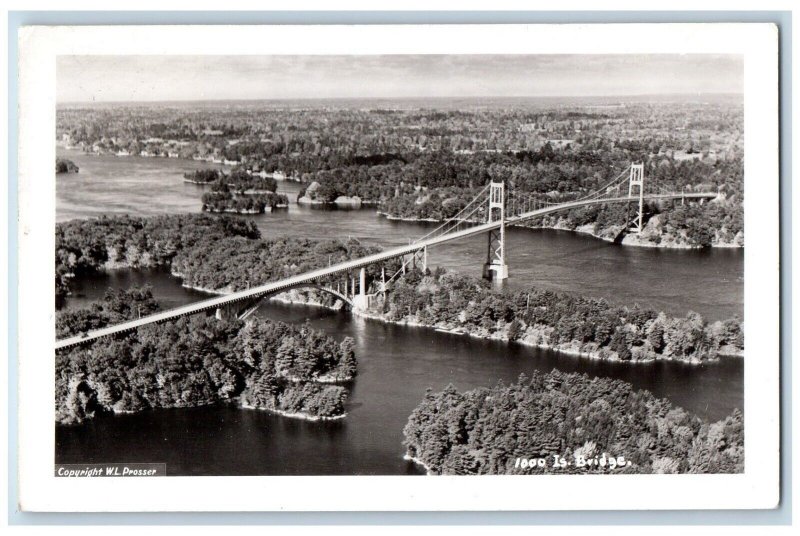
[628,163,645,234]
[483,181,508,281]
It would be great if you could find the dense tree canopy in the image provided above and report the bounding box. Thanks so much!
[59,98,743,248]
[201,191,288,214]
[55,215,385,303]
[171,236,387,293]
[55,214,258,302]
[370,269,743,364]
[56,288,357,424]
[403,371,744,474]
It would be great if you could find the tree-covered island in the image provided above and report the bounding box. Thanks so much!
[359,269,743,364]
[184,168,281,193]
[201,191,288,214]
[56,287,357,425]
[56,157,79,174]
[302,149,743,249]
[403,371,743,475]
[184,169,289,213]
[55,214,261,304]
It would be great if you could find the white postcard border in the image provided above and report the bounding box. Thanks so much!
[17,23,779,511]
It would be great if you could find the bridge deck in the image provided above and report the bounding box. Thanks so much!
[55,192,716,350]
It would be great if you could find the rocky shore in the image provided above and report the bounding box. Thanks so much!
[175,277,742,366]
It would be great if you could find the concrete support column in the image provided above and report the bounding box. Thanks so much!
[353,267,370,312]
[483,259,509,281]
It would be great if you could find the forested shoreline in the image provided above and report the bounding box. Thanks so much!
[56,287,357,424]
[55,214,390,299]
[259,267,743,365]
[403,371,744,475]
[293,148,743,249]
[359,270,743,364]
[55,214,261,303]
[56,215,743,367]
[184,154,744,248]
[59,99,743,250]
[379,195,743,249]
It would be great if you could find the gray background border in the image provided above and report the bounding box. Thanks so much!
[7,10,792,525]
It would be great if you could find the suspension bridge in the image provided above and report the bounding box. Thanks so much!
[55,164,719,350]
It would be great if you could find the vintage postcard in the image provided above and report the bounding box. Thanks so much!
[16,23,779,511]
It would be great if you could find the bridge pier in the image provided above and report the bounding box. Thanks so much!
[215,303,241,321]
[483,259,509,281]
[352,294,370,311]
[353,266,370,312]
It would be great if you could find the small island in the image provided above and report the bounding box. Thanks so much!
[201,191,288,214]
[184,168,278,191]
[182,168,221,184]
[185,168,289,213]
[56,158,79,174]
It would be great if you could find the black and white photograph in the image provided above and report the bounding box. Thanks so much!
[14,22,781,513]
[52,53,748,478]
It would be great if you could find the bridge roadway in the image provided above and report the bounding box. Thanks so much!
[55,192,716,350]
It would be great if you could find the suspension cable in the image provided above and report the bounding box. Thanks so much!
[412,183,491,244]
[384,164,637,289]
[566,166,632,203]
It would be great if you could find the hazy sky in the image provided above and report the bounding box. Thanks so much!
[57,55,743,102]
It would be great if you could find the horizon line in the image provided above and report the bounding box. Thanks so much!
[56,92,744,106]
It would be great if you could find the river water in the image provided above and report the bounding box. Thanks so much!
[54,149,745,475]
